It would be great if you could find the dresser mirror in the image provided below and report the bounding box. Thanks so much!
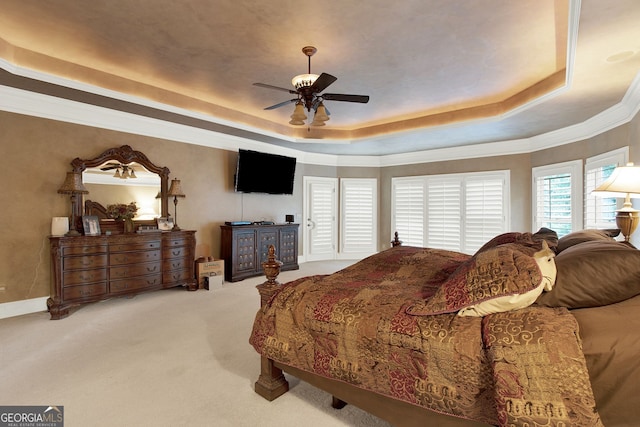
[69,145,170,229]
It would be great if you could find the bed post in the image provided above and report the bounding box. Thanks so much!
[254,245,289,401]
[391,231,403,247]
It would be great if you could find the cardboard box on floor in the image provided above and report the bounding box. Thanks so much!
[196,259,224,290]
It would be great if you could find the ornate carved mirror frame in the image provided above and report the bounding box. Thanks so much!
[69,145,170,222]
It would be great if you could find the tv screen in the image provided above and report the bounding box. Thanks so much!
[234,149,296,195]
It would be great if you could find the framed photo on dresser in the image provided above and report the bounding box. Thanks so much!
[156,217,174,231]
[82,216,101,236]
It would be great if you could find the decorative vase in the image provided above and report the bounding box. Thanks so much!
[124,218,135,233]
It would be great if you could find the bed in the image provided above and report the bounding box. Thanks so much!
[249,229,640,426]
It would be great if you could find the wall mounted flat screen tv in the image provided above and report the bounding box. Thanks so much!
[234,149,296,195]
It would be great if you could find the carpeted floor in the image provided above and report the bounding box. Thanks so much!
[0,260,393,427]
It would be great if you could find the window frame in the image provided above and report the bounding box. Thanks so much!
[532,160,583,236]
[584,147,628,229]
[392,170,510,253]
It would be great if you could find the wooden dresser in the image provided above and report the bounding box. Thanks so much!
[220,223,299,282]
[48,230,196,319]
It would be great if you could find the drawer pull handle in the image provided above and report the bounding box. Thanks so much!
[147,266,158,272]
[172,250,181,256]
[80,289,94,296]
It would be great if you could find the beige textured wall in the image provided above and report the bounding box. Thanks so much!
[1,109,639,304]
[0,111,303,304]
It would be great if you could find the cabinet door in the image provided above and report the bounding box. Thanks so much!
[234,229,257,275]
[257,229,278,266]
[279,227,298,266]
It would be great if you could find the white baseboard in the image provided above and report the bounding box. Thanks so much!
[0,297,48,320]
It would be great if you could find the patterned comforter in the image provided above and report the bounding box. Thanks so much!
[249,246,602,426]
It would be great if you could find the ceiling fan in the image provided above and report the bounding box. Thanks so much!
[253,46,370,126]
[100,162,137,179]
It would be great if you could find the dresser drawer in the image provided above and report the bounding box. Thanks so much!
[110,261,162,279]
[110,249,161,265]
[164,268,193,284]
[63,268,107,286]
[109,274,163,294]
[110,240,161,252]
[163,236,188,248]
[63,245,107,256]
[163,257,190,272]
[162,246,190,260]
[63,282,107,300]
[63,254,108,270]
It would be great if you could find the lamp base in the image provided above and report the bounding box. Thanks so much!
[616,209,639,242]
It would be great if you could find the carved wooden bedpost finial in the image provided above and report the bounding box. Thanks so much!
[254,244,290,401]
[257,244,284,307]
[391,231,403,247]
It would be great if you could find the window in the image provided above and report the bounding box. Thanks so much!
[391,178,425,247]
[340,178,377,256]
[585,148,628,229]
[392,171,509,253]
[532,160,582,237]
[426,177,462,251]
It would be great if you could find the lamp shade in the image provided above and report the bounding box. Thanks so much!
[593,162,640,242]
[311,102,330,126]
[167,178,185,198]
[593,163,640,197]
[289,102,307,125]
[314,103,330,122]
[57,172,88,194]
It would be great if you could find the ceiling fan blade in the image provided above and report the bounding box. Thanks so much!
[100,163,121,171]
[264,99,298,110]
[322,93,370,103]
[253,82,297,94]
[309,73,337,93]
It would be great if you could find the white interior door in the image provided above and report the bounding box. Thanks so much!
[303,176,337,261]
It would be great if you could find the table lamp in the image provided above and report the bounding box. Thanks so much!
[593,162,640,241]
[57,172,89,236]
[167,178,185,231]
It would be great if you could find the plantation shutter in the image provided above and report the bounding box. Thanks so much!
[308,179,336,257]
[340,178,377,255]
[393,172,509,253]
[391,178,425,247]
[464,176,505,253]
[585,148,627,229]
[426,177,461,252]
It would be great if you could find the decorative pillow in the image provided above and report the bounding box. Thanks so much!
[474,228,558,255]
[406,242,556,316]
[556,229,620,253]
[535,240,640,308]
[533,227,559,251]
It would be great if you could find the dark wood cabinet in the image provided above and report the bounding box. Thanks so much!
[220,224,299,282]
[48,231,196,319]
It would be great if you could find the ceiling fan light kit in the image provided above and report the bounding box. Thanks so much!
[291,73,319,90]
[254,46,369,127]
